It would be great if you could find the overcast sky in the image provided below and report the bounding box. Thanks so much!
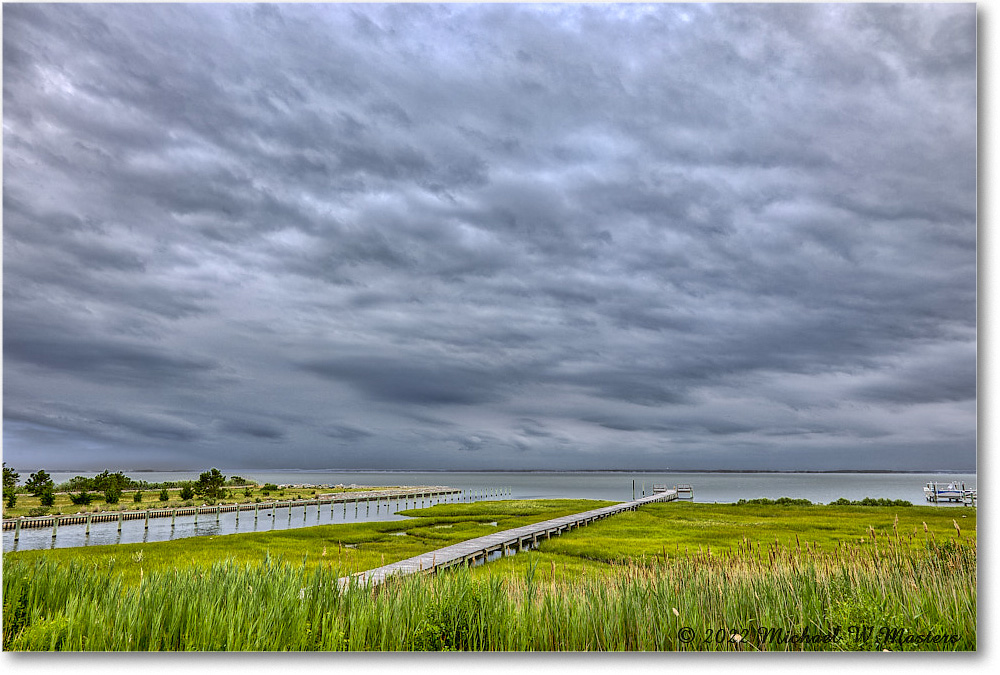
[2,3,976,472]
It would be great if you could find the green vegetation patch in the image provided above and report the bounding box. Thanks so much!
[4,499,614,585]
[472,501,976,573]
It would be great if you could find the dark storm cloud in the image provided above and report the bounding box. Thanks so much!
[299,356,511,406]
[2,3,976,472]
[220,419,286,441]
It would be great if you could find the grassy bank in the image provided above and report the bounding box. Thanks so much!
[4,538,974,651]
[4,499,614,584]
[2,500,976,651]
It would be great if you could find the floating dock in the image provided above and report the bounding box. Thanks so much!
[343,487,681,586]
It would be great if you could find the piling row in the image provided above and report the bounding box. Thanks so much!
[4,486,511,540]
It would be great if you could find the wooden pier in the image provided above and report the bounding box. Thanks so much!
[2,486,483,539]
[343,488,680,587]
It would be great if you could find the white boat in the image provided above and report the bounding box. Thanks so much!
[923,481,966,503]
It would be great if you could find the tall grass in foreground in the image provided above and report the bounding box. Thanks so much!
[3,537,975,651]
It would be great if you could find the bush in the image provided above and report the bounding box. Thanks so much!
[5,492,17,508]
[133,491,143,504]
[104,487,122,505]
[179,484,195,501]
[736,497,812,506]
[262,483,278,492]
[69,492,94,505]
[159,489,170,501]
[27,506,50,517]
[243,486,254,498]
[829,497,912,507]
[39,489,56,507]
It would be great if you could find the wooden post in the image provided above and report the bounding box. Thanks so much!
[145,509,150,530]
[14,517,21,542]
[255,503,259,523]
[52,516,58,539]
[86,513,93,535]
[194,508,198,526]
[236,504,240,526]
[118,511,123,533]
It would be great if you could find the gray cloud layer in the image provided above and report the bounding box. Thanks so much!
[2,3,976,471]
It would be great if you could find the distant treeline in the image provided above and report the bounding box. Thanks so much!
[735,496,912,507]
[53,470,254,493]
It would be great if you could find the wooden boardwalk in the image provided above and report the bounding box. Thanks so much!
[344,489,679,586]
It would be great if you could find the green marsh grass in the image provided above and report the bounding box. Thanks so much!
[3,500,975,651]
[4,533,974,651]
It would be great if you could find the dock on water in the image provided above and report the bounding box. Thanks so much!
[343,487,682,586]
[2,486,487,540]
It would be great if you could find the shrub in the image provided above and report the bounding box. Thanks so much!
[104,487,122,505]
[4,492,17,508]
[829,497,913,507]
[736,497,812,506]
[243,486,254,498]
[179,484,195,501]
[159,489,170,502]
[133,491,143,504]
[262,483,278,492]
[39,489,56,507]
[69,492,93,505]
[27,506,50,517]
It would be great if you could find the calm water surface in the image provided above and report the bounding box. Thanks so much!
[4,471,975,553]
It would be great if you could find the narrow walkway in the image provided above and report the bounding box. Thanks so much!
[345,489,678,586]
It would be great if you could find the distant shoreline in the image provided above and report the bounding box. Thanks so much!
[38,468,974,475]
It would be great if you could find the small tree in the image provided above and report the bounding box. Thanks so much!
[243,486,253,498]
[133,491,143,504]
[93,470,129,494]
[25,469,54,496]
[104,486,122,504]
[70,492,94,505]
[3,463,19,508]
[39,488,56,507]
[194,468,226,501]
[179,484,195,501]
[159,488,170,501]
